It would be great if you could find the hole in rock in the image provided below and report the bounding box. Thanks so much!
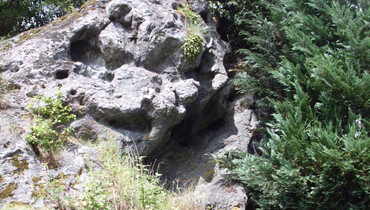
[71,40,89,62]
[55,70,69,79]
[69,89,77,95]
[70,38,125,72]
[70,39,103,67]
[206,118,226,131]
[103,72,115,82]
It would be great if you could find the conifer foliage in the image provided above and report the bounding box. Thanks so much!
[219,0,370,208]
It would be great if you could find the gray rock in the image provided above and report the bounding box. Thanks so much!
[0,110,99,207]
[0,0,230,157]
[0,0,249,208]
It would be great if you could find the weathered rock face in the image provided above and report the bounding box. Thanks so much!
[0,0,229,156]
[153,93,257,210]
[0,0,252,208]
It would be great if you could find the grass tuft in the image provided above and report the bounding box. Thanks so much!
[69,139,202,209]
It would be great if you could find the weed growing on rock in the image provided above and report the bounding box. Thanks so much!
[44,175,68,208]
[73,139,170,209]
[70,139,202,209]
[177,3,200,25]
[26,90,76,166]
[183,34,203,61]
[178,3,208,60]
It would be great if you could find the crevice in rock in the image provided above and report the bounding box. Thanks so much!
[223,52,242,73]
[214,17,230,43]
[102,72,115,82]
[200,10,211,24]
[105,113,152,133]
[167,87,228,147]
[70,36,121,80]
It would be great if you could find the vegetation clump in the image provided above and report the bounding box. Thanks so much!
[178,3,208,60]
[177,3,200,25]
[68,139,202,210]
[183,34,203,61]
[26,90,76,166]
[214,0,370,209]
[74,140,171,209]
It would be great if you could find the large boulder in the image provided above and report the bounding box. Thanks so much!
[0,0,240,208]
[0,0,229,156]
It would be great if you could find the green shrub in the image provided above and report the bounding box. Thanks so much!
[183,34,203,61]
[26,90,76,162]
[220,0,370,209]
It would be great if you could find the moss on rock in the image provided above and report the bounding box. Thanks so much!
[31,177,46,199]
[17,27,44,43]
[8,201,31,208]
[55,173,69,181]
[0,182,18,200]
[11,155,29,175]
[78,0,97,12]
[31,177,41,184]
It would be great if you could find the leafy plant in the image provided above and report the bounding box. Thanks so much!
[44,176,66,208]
[77,178,111,210]
[26,90,76,164]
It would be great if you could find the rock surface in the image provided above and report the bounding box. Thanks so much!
[0,0,254,208]
[153,94,257,209]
